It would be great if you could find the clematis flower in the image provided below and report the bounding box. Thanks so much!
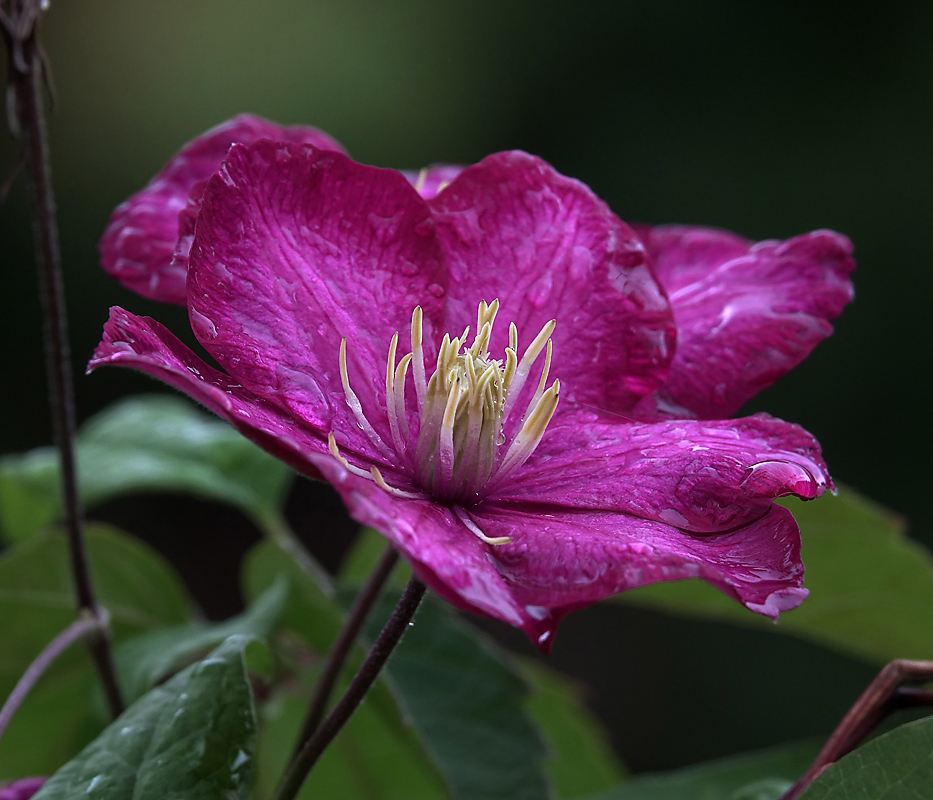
[90,135,853,650]
[0,778,46,800]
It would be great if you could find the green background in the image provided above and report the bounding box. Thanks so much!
[2,0,931,778]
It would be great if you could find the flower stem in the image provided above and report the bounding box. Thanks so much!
[292,545,400,757]
[2,1,124,718]
[274,574,426,800]
[782,659,933,799]
[0,615,104,745]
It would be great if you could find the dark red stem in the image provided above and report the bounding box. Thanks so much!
[293,545,400,755]
[274,575,426,800]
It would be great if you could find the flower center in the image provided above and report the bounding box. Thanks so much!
[329,300,560,542]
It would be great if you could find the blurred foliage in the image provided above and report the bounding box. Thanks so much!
[0,524,196,778]
[0,396,293,543]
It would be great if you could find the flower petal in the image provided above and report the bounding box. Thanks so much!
[401,164,465,199]
[473,502,807,622]
[633,226,855,419]
[187,140,449,450]
[429,151,676,413]
[494,411,830,532]
[99,115,346,305]
[0,778,45,800]
[307,454,556,647]
[86,307,407,481]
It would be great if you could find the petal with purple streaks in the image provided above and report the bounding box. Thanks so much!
[495,412,830,532]
[87,307,407,481]
[309,454,554,646]
[99,115,345,305]
[187,141,448,446]
[430,151,676,414]
[473,503,807,621]
[634,225,855,418]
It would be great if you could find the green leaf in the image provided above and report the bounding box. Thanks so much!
[0,523,193,699]
[366,592,551,800]
[116,578,288,702]
[32,635,258,800]
[243,540,344,654]
[582,739,820,800]
[338,527,410,588]
[0,395,294,542]
[254,689,448,800]
[619,487,933,663]
[798,715,933,800]
[0,523,195,779]
[519,659,627,797]
[0,666,99,780]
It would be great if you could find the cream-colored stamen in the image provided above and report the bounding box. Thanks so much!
[333,300,561,538]
[454,506,513,546]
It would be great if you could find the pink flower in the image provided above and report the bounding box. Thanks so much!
[90,126,853,651]
[0,778,45,800]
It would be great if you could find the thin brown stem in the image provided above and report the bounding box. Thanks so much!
[782,659,933,799]
[3,1,124,718]
[0,615,103,744]
[274,575,426,800]
[293,545,400,756]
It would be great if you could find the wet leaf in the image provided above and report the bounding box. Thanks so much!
[582,739,819,800]
[519,659,627,797]
[0,395,293,542]
[32,636,258,800]
[619,488,933,663]
[798,714,933,799]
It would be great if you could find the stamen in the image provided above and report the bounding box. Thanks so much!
[437,375,463,492]
[529,339,553,410]
[338,299,561,514]
[328,432,375,480]
[385,332,409,455]
[492,379,561,487]
[392,353,413,445]
[371,466,426,499]
[502,319,556,420]
[411,306,427,410]
[453,506,512,546]
[339,339,392,455]
[329,433,426,500]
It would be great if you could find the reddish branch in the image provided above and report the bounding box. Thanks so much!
[782,659,933,799]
